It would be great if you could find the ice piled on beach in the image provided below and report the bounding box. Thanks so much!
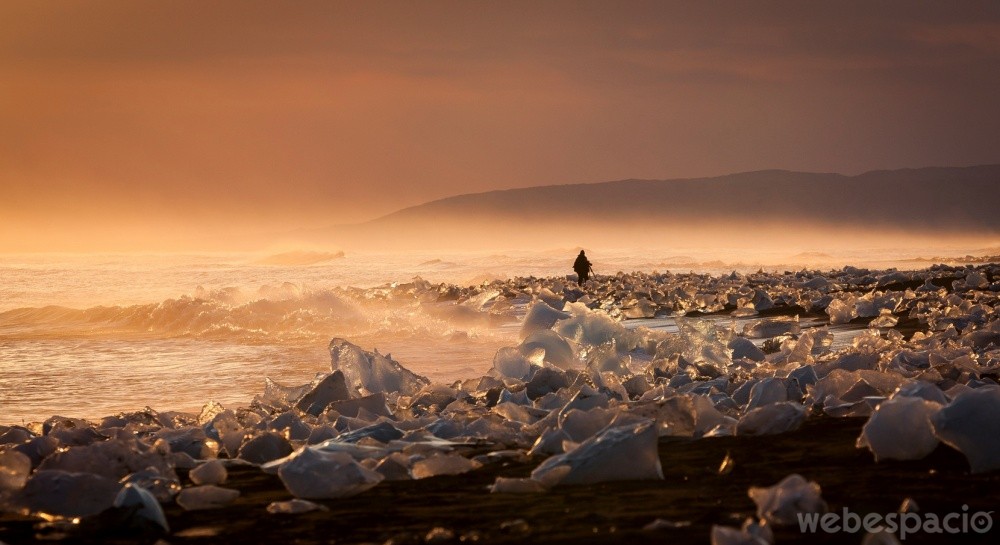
[748,474,827,526]
[1,262,998,531]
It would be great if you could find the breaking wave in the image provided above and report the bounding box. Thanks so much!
[0,279,520,345]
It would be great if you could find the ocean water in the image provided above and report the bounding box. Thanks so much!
[0,247,980,423]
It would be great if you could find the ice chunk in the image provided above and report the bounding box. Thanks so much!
[869,309,898,328]
[37,438,174,481]
[277,447,383,499]
[826,296,857,324]
[736,402,807,436]
[120,468,181,502]
[528,427,572,456]
[374,453,412,481]
[114,483,169,532]
[893,381,947,405]
[296,370,352,415]
[176,484,240,510]
[329,392,394,419]
[267,498,328,514]
[728,337,765,362]
[742,317,800,339]
[629,396,696,437]
[206,409,246,458]
[745,378,788,411]
[520,300,571,339]
[411,453,482,479]
[237,431,293,464]
[525,366,570,399]
[490,477,547,494]
[710,518,774,545]
[857,396,941,461]
[0,450,31,491]
[520,330,577,369]
[555,302,636,348]
[153,427,219,459]
[0,426,33,446]
[329,338,430,396]
[748,474,826,525]
[559,408,617,443]
[189,459,228,485]
[530,421,663,485]
[492,347,532,381]
[334,421,404,444]
[930,387,1000,473]
[676,318,733,370]
[18,470,122,517]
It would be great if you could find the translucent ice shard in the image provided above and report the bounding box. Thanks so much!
[728,337,765,362]
[520,330,577,369]
[530,421,663,485]
[520,300,571,339]
[492,347,532,381]
[0,450,31,492]
[736,402,806,436]
[176,484,240,510]
[748,474,826,526]
[37,438,174,481]
[277,447,383,499]
[745,378,789,411]
[237,431,293,464]
[295,370,352,415]
[114,483,169,532]
[930,387,1000,473]
[711,518,774,545]
[18,470,122,517]
[826,296,857,325]
[490,477,548,494]
[410,453,482,479]
[857,396,941,461]
[267,498,328,514]
[189,459,228,485]
[742,317,800,339]
[329,338,430,396]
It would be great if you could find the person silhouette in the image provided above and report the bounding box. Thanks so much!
[573,250,593,285]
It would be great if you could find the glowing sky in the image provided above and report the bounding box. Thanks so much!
[2,1,999,250]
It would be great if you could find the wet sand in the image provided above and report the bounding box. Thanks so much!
[3,416,997,544]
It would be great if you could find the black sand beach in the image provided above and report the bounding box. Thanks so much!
[2,415,997,544]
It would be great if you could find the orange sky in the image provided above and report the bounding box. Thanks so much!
[2,1,999,251]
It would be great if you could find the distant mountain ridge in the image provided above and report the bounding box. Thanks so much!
[367,165,1000,231]
[297,165,999,249]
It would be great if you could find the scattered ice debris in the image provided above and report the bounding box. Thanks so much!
[175,485,240,511]
[266,498,328,514]
[857,396,941,461]
[930,386,1000,473]
[748,474,826,526]
[2,262,999,532]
